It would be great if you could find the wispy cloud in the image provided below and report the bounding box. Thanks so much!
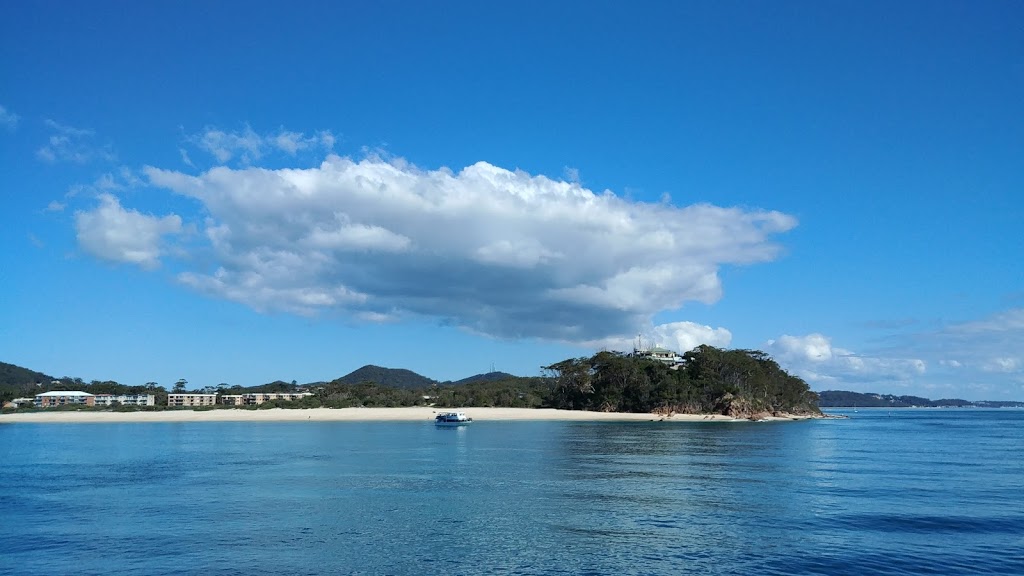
[767,308,1024,398]
[36,119,116,164]
[765,333,926,387]
[137,151,795,341]
[188,125,336,164]
[0,104,19,131]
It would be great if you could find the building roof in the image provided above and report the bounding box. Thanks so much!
[36,391,94,397]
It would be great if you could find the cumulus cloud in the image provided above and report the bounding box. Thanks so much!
[37,119,115,163]
[583,321,732,353]
[74,194,182,268]
[190,126,335,164]
[0,104,19,130]
[765,333,926,385]
[141,154,795,342]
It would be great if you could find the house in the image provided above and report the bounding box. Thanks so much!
[630,342,686,369]
[34,391,96,407]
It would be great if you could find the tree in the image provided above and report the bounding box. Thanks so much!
[173,379,188,393]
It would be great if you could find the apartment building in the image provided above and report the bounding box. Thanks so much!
[167,393,218,407]
[218,392,313,406]
[34,391,96,407]
[94,394,156,407]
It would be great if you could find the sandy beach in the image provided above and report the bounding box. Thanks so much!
[0,406,819,424]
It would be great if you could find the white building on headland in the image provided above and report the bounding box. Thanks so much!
[94,394,156,407]
[630,337,686,369]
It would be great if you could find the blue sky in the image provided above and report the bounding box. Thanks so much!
[1,1,1021,399]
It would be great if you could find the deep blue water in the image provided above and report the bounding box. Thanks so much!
[1,409,1023,575]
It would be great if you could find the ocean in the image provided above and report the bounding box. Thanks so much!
[1,409,1022,575]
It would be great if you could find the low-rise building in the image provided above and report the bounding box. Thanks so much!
[34,391,96,407]
[94,394,156,407]
[167,393,218,407]
[243,392,313,405]
[218,392,314,406]
[220,395,245,406]
[6,397,36,408]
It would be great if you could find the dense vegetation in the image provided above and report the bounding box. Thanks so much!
[544,346,819,417]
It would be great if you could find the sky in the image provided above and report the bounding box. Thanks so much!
[1,1,1021,399]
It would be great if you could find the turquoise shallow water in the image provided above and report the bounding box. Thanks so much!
[1,409,1023,575]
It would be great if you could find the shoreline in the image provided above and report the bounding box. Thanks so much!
[0,406,825,424]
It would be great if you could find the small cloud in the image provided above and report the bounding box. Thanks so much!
[179,148,194,167]
[74,194,182,269]
[0,104,19,131]
[28,233,44,248]
[981,357,1020,374]
[45,200,66,212]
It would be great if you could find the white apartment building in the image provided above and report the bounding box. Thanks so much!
[167,393,218,407]
[219,392,313,406]
[94,394,156,407]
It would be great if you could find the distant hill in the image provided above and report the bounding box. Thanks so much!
[1,361,57,402]
[1,361,53,387]
[335,365,438,389]
[818,390,1024,408]
[451,371,519,385]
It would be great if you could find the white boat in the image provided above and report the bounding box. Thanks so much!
[434,412,472,426]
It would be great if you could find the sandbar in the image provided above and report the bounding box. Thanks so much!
[0,407,818,424]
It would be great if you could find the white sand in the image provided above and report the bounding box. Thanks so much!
[0,407,817,424]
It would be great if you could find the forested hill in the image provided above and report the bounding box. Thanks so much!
[1,361,55,401]
[1,361,53,387]
[818,390,1024,408]
[544,346,820,418]
[335,365,438,389]
[451,371,518,385]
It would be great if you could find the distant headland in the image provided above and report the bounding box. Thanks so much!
[3,346,820,420]
[817,390,1024,409]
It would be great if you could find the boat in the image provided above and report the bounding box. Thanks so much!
[434,412,472,426]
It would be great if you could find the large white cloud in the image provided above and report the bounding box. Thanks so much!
[139,154,795,343]
[74,194,182,268]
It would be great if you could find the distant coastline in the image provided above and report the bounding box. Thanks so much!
[0,406,828,424]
